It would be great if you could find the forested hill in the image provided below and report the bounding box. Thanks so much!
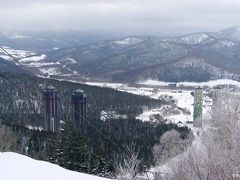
[0,58,24,73]
[0,72,163,127]
[0,72,192,178]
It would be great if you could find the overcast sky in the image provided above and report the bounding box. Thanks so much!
[0,0,240,35]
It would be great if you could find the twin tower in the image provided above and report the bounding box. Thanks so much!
[43,86,87,135]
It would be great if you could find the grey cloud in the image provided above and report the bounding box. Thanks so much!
[0,0,239,35]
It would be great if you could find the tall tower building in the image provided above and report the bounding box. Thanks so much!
[193,87,203,128]
[43,86,58,132]
[71,89,87,135]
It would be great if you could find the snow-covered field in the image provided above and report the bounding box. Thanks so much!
[0,152,109,180]
[87,78,240,90]
[8,34,30,40]
[0,46,36,60]
[0,46,50,71]
[139,79,240,88]
[0,46,77,77]
[19,54,46,63]
[86,82,127,89]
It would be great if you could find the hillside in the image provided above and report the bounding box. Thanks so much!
[0,72,162,127]
[0,57,24,73]
[0,152,109,180]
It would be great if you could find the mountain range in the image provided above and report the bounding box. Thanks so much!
[1,26,240,83]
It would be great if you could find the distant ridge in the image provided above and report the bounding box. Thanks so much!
[1,26,240,83]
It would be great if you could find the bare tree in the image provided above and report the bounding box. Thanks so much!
[153,129,192,166]
[158,91,240,180]
[116,144,142,180]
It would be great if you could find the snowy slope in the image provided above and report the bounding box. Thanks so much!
[178,33,213,45]
[114,37,144,45]
[0,152,109,180]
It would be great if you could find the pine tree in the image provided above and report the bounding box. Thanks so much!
[46,121,89,172]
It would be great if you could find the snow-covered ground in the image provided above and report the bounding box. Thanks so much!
[87,78,240,90]
[40,67,62,76]
[0,45,78,77]
[139,79,240,88]
[138,80,171,86]
[8,34,30,40]
[114,37,144,45]
[0,46,36,60]
[86,82,127,89]
[0,46,30,60]
[19,54,46,63]
[0,46,49,68]
[0,152,109,180]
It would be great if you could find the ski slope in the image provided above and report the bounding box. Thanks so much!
[0,152,109,180]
